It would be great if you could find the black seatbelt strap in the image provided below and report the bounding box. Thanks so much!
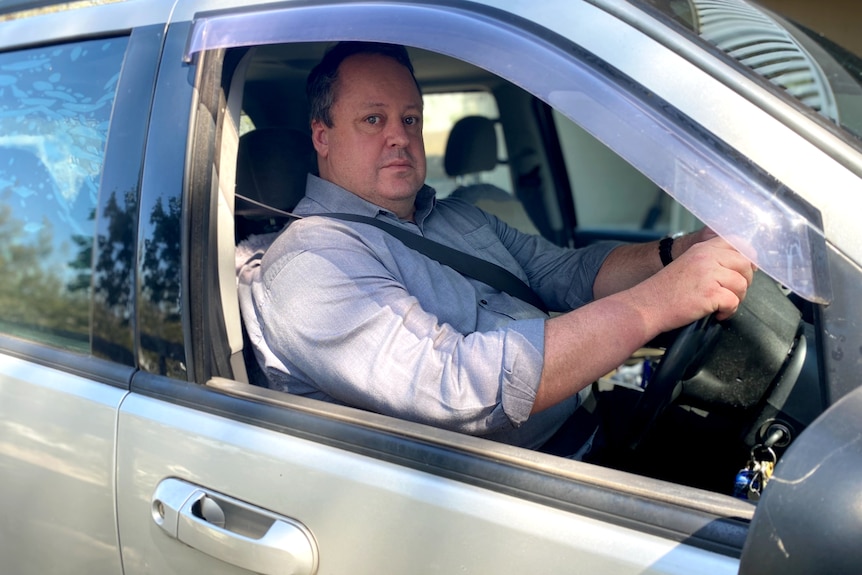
[235,194,548,314]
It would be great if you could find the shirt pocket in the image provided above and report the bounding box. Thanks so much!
[477,292,541,323]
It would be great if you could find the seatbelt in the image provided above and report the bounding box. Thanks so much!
[236,194,549,314]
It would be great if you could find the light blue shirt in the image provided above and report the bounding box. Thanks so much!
[244,175,618,446]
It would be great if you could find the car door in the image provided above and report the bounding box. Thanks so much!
[111,3,755,574]
[113,1,861,574]
[0,5,166,573]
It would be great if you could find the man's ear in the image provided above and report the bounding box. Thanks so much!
[310,119,329,158]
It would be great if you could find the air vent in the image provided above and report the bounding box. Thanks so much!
[692,0,838,121]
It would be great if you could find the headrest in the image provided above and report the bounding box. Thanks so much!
[236,127,316,218]
[443,115,498,177]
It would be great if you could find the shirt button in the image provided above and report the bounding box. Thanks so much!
[480,299,488,305]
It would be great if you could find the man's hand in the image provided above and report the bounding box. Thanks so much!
[534,233,755,414]
[669,226,717,259]
[634,236,755,333]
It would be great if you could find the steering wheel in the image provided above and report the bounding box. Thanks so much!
[622,314,724,450]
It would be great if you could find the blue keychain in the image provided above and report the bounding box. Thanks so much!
[733,445,776,501]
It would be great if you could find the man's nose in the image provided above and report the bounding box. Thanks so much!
[385,120,410,147]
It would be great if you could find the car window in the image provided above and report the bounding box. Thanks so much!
[423,91,511,197]
[0,37,128,352]
[554,109,701,236]
[194,0,817,457]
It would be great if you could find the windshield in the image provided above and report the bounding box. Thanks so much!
[634,0,862,144]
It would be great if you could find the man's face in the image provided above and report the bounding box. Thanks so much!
[311,53,426,219]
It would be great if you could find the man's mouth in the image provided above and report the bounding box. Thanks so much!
[382,160,413,169]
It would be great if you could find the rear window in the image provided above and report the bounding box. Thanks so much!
[0,36,128,352]
[423,91,511,197]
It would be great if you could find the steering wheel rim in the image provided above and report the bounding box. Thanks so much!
[623,314,724,449]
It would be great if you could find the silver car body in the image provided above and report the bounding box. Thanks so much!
[1,0,860,573]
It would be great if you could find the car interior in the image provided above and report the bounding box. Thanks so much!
[207,41,826,497]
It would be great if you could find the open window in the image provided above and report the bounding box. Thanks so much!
[177,3,839,560]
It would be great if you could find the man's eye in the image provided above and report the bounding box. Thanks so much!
[365,115,380,125]
[404,116,420,126]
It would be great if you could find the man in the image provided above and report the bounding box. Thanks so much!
[242,42,754,452]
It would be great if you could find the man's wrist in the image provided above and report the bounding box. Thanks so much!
[659,231,686,267]
[659,236,674,266]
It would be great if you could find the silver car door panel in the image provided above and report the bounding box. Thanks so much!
[118,384,741,574]
[0,348,131,574]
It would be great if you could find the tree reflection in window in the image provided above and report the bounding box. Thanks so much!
[139,195,185,376]
[0,37,127,351]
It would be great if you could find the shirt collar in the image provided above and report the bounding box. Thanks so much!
[412,184,437,225]
[301,174,437,224]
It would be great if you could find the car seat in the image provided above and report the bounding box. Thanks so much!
[235,126,316,238]
[443,115,540,235]
[233,126,316,386]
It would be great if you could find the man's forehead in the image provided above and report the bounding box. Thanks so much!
[334,56,422,108]
[337,53,418,88]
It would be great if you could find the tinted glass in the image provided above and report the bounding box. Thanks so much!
[633,0,862,142]
[0,37,128,352]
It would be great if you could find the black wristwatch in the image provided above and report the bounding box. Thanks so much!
[659,236,675,266]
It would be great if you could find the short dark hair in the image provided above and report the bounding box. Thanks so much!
[306,41,421,128]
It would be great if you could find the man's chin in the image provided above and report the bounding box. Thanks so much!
[381,174,424,196]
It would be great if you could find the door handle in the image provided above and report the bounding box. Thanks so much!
[152,478,318,575]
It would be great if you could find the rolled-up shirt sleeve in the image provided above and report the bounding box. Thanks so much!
[499,318,546,426]
[255,219,546,435]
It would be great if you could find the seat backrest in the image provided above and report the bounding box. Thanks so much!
[233,127,316,384]
[443,116,540,236]
[236,127,316,223]
[444,115,498,177]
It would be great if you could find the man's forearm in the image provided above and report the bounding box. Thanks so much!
[534,231,750,415]
[533,289,655,414]
[592,230,706,299]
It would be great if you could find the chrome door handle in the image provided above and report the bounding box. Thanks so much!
[152,478,318,575]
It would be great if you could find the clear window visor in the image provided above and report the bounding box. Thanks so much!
[183,3,831,304]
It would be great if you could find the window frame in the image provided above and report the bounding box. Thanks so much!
[171,1,764,558]
[134,22,196,380]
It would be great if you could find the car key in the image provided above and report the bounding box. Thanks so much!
[733,445,776,501]
[733,459,762,501]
